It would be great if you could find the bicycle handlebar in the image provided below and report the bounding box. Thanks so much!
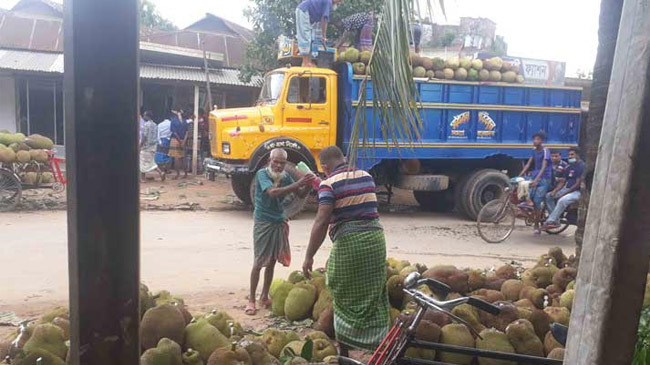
[467,297,501,315]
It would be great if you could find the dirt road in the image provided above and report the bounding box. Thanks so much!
[0,208,575,327]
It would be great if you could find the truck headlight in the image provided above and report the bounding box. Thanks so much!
[222,142,231,155]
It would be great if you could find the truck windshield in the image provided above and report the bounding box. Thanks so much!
[257,72,285,105]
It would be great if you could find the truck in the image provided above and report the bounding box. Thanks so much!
[204,63,582,220]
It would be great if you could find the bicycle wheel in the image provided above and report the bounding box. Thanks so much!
[540,205,570,235]
[477,200,515,243]
[0,169,22,212]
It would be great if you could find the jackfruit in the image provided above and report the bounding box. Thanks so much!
[0,146,16,163]
[521,287,549,309]
[470,289,504,303]
[478,301,519,332]
[141,338,183,365]
[455,68,468,81]
[421,57,434,70]
[432,57,445,71]
[445,57,460,70]
[516,75,525,83]
[559,290,574,311]
[547,348,565,360]
[471,59,483,70]
[543,307,570,326]
[51,317,69,341]
[288,271,306,284]
[0,132,25,146]
[29,149,48,163]
[283,330,301,344]
[478,69,490,81]
[184,318,230,362]
[410,53,422,67]
[467,270,486,291]
[387,275,405,308]
[312,338,337,361]
[312,289,332,321]
[489,71,502,82]
[24,134,54,150]
[238,336,274,365]
[353,63,366,75]
[439,324,475,364]
[501,280,524,301]
[154,290,185,306]
[467,68,479,81]
[305,331,329,342]
[537,254,557,267]
[22,323,67,360]
[207,345,252,365]
[272,282,295,316]
[484,273,506,291]
[345,48,360,63]
[459,57,472,70]
[405,319,440,360]
[40,308,68,324]
[12,348,66,365]
[553,268,577,290]
[359,51,371,64]
[141,304,186,350]
[423,265,468,294]
[425,70,434,78]
[140,283,155,318]
[502,71,517,83]
[400,265,418,276]
[496,265,517,280]
[544,330,563,355]
[310,276,326,294]
[443,68,455,80]
[424,310,451,328]
[475,328,516,365]
[16,150,30,163]
[262,328,288,358]
[413,66,426,78]
[434,70,445,79]
[451,304,485,332]
[485,57,503,71]
[523,267,554,288]
[505,319,544,357]
[285,283,317,321]
[566,280,576,291]
[270,279,286,298]
[281,341,304,358]
[183,348,204,365]
[206,310,242,338]
[528,309,551,341]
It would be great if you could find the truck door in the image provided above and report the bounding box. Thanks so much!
[283,73,335,150]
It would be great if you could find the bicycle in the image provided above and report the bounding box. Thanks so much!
[338,272,564,365]
[476,178,576,243]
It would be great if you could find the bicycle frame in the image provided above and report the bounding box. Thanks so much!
[346,273,563,365]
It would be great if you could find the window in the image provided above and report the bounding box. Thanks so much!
[286,76,327,104]
[258,72,285,105]
[16,78,64,145]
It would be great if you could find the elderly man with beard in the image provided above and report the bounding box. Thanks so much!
[246,148,315,315]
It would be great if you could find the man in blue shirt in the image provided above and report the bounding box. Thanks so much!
[246,148,314,315]
[519,132,553,233]
[544,147,584,229]
[296,0,342,67]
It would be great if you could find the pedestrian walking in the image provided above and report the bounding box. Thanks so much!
[246,149,314,315]
[139,111,165,182]
[302,146,390,354]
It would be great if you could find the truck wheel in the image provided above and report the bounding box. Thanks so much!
[461,169,510,220]
[413,191,454,212]
[395,175,449,191]
[249,163,308,220]
[453,174,472,217]
[231,173,253,205]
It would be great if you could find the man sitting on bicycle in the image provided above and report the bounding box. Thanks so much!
[518,132,553,234]
[543,147,584,229]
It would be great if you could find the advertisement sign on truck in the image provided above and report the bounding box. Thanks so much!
[477,53,566,86]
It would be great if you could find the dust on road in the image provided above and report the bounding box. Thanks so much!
[0,208,575,327]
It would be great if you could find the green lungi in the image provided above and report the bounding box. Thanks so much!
[327,219,390,350]
[253,220,291,267]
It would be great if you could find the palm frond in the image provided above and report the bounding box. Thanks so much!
[347,0,441,167]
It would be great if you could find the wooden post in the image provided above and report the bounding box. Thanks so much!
[192,84,199,175]
[565,1,650,363]
[64,0,140,364]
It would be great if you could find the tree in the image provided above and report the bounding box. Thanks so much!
[239,0,384,82]
[574,0,623,258]
[440,31,455,47]
[140,0,177,31]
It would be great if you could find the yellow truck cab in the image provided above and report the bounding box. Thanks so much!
[204,66,338,209]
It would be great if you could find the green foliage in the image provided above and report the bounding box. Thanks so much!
[633,307,650,365]
[441,32,456,47]
[140,0,177,31]
[239,0,383,82]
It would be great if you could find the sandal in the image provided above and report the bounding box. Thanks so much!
[244,302,257,316]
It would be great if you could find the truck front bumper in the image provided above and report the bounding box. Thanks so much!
[203,157,249,177]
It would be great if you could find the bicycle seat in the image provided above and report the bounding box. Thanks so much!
[550,323,568,346]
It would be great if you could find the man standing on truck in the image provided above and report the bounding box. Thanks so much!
[246,148,314,315]
[295,0,342,67]
[333,12,374,51]
[543,147,584,229]
[519,132,553,234]
[302,146,390,353]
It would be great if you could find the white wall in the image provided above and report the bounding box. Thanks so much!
[0,76,17,133]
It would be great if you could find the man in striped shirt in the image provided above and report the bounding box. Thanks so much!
[303,146,390,354]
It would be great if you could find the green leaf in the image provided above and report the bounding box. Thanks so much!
[301,338,313,361]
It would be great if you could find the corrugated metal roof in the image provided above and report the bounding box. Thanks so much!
[0,49,262,88]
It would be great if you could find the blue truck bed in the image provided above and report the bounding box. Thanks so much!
[336,63,582,169]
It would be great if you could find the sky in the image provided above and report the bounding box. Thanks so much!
[0,0,600,75]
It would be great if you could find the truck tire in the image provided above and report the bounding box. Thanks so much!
[248,162,309,220]
[413,191,454,212]
[231,173,253,205]
[453,174,472,217]
[395,175,449,192]
[461,169,510,220]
